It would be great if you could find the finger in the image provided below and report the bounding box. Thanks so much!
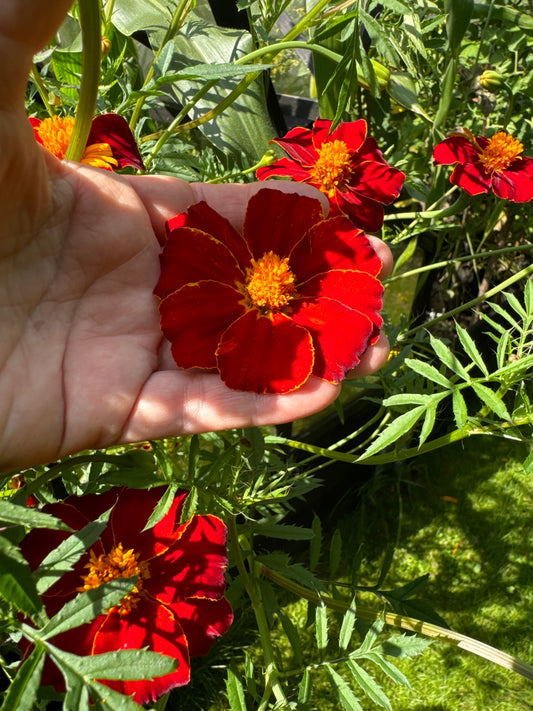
[120,371,340,443]
[347,331,390,378]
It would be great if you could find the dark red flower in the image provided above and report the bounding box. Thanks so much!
[19,487,232,705]
[29,113,145,171]
[256,118,405,232]
[433,128,533,201]
[154,188,384,394]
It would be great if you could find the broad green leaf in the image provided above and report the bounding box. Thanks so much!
[523,450,533,474]
[315,601,328,651]
[326,664,364,711]
[405,358,453,389]
[38,578,136,639]
[346,659,392,710]
[51,51,82,103]
[452,389,468,430]
[363,651,411,688]
[471,383,511,420]
[226,667,247,711]
[34,511,110,595]
[339,598,357,653]
[429,334,471,381]
[0,501,71,531]
[0,536,42,620]
[110,0,173,35]
[387,72,431,122]
[378,633,433,658]
[360,406,426,459]
[445,0,474,55]
[455,323,489,376]
[0,644,45,711]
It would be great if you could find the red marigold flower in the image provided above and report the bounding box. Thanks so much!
[256,118,405,232]
[18,487,232,705]
[29,113,145,171]
[154,188,384,394]
[433,128,533,201]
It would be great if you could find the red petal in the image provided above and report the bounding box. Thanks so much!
[325,118,367,154]
[154,227,244,300]
[256,157,312,183]
[167,201,251,268]
[433,136,479,166]
[290,215,382,281]
[160,282,245,370]
[357,135,388,164]
[291,297,374,383]
[349,160,405,204]
[29,117,43,144]
[151,515,228,602]
[331,189,386,233]
[108,487,191,560]
[216,310,314,393]
[450,162,491,195]
[299,270,384,331]
[243,188,325,259]
[272,125,318,164]
[87,113,145,170]
[92,599,190,705]
[492,159,533,202]
[170,597,234,657]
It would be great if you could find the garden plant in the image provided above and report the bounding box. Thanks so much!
[1,0,532,709]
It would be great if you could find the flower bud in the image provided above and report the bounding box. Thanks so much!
[479,70,505,91]
[357,60,391,92]
[101,36,112,58]
[258,149,278,168]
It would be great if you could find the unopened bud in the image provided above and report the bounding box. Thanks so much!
[101,36,112,58]
[357,60,391,92]
[479,70,505,91]
[258,149,278,168]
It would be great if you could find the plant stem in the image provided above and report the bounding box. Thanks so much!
[30,66,55,117]
[65,0,101,162]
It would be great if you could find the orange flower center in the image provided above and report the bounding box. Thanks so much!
[245,251,296,312]
[478,131,523,173]
[36,115,118,168]
[309,139,353,197]
[78,543,148,614]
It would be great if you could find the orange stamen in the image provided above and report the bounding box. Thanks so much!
[245,251,296,312]
[78,543,148,614]
[478,131,523,173]
[36,116,117,168]
[309,139,353,197]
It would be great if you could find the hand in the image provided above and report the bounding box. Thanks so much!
[0,0,392,473]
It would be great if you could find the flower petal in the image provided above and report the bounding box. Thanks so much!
[29,117,43,144]
[167,201,251,268]
[299,270,384,331]
[290,215,382,281]
[272,125,319,164]
[330,188,386,233]
[92,599,190,705]
[433,136,479,166]
[159,282,245,370]
[154,228,244,300]
[349,159,405,204]
[492,158,533,202]
[150,514,229,602]
[256,157,312,183]
[88,114,145,170]
[170,597,234,657]
[325,118,367,154]
[450,162,491,195]
[216,310,314,393]
[291,297,374,382]
[242,188,325,259]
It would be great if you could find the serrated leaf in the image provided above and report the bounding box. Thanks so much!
[83,679,143,710]
[405,358,453,388]
[471,383,511,420]
[358,617,385,654]
[503,291,527,320]
[38,578,136,639]
[34,511,110,595]
[143,483,178,531]
[226,667,247,711]
[315,601,328,651]
[419,403,437,447]
[0,501,71,531]
[298,668,312,704]
[363,651,411,687]
[278,611,303,666]
[360,406,426,459]
[346,659,392,710]
[253,522,313,540]
[339,598,357,653]
[326,664,364,711]
[54,648,179,680]
[378,633,433,658]
[0,645,45,711]
[179,486,198,525]
[382,393,433,407]
[452,389,468,429]
[455,324,488,377]
[496,330,510,370]
[429,334,471,381]
[0,537,42,620]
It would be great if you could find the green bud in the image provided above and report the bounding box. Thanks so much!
[479,70,505,91]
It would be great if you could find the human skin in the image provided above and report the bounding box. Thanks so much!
[0,0,392,473]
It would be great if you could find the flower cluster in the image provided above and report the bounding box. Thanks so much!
[30,113,145,171]
[19,487,232,706]
[154,187,384,394]
[433,128,533,202]
[256,118,405,232]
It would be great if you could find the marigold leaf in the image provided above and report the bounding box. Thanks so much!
[252,522,313,540]
[339,597,357,653]
[360,405,426,459]
[179,486,198,526]
[363,651,411,688]
[358,617,386,654]
[455,324,489,377]
[0,501,71,531]
[429,334,471,381]
[278,610,304,666]
[315,601,329,652]
[326,664,364,711]
[419,403,438,447]
[405,358,453,388]
[329,528,342,578]
[143,483,179,531]
[452,389,468,430]
[309,513,322,572]
[471,383,511,420]
[0,537,43,620]
[377,633,433,659]
[298,668,312,705]
[53,648,179,680]
[0,644,45,711]
[346,659,392,710]
[226,667,248,711]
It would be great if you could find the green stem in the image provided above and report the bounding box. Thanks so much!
[384,190,472,222]
[30,66,55,117]
[283,0,331,41]
[401,263,533,339]
[258,565,533,682]
[227,517,288,707]
[65,0,101,162]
